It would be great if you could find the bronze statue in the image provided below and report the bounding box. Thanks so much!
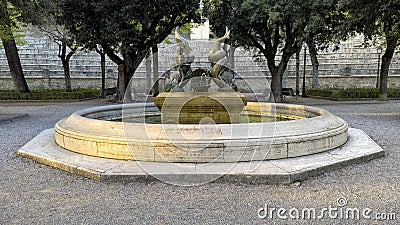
[208,27,236,90]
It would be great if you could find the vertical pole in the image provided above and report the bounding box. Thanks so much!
[145,53,152,95]
[152,45,159,96]
[301,46,308,97]
[376,50,381,88]
[312,61,319,88]
[295,49,300,96]
[101,52,105,95]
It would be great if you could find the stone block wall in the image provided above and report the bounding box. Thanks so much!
[0,28,399,93]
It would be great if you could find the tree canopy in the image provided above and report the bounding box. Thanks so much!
[206,0,342,102]
[340,0,400,100]
[61,0,199,100]
[3,0,397,101]
[0,0,32,93]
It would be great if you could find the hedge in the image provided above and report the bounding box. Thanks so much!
[306,88,400,99]
[0,88,101,100]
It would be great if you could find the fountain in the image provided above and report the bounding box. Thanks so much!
[153,28,247,125]
[18,28,384,186]
[54,28,348,163]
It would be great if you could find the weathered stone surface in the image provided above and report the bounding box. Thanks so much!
[18,128,384,184]
[154,91,247,124]
[53,102,348,162]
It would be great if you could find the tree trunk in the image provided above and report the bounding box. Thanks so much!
[115,54,148,102]
[2,38,30,93]
[295,48,300,96]
[0,0,29,93]
[100,51,106,96]
[102,43,149,102]
[267,58,291,103]
[306,40,319,88]
[145,51,152,94]
[270,71,283,102]
[116,64,125,102]
[379,37,397,101]
[61,59,71,90]
[259,21,298,103]
[266,51,292,103]
[152,45,159,97]
[115,62,134,102]
[120,49,148,102]
[58,42,75,90]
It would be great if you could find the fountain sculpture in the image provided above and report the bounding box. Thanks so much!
[18,27,384,186]
[155,27,246,124]
[53,29,348,163]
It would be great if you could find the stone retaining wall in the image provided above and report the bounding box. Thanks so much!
[1,28,399,91]
[2,76,399,97]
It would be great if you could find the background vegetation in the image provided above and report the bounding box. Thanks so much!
[1,0,399,102]
[307,88,400,99]
[0,88,101,100]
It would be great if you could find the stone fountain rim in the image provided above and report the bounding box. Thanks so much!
[54,102,348,162]
[55,102,346,139]
[73,102,329,122]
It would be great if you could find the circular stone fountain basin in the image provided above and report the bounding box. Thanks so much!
[54,102,348,163]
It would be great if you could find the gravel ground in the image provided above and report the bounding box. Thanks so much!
[0,98,398,224]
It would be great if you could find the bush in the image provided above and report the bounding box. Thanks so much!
[388,88,400,98]
[306,88,400,99]
[0,88,101,100]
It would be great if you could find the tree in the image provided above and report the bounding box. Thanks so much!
[61,0,199,101]
[95,46,107,97]
[15,0,80,90]
[340,0,400,101]
[41,26,79,90]
[303,1,346,89]
[3,0,78,92]
[0,0,29,93]
[206,0,342,102]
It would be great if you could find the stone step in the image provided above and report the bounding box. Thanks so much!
[1,27,399,80]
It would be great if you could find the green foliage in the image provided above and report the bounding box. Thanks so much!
[61,0,199,54]
[0,27,27,47]
[0,0,56,47]
[0,1,27,44]
[61,0,200,99]
[306,88,400,99]
[8,0,59,25]
[339,0,400,100]
[305,0,347,51]
[0,88,101,100]
[163,23,196,44]
[206,0,340,50]
[205,0,342,102]
[339,0,400,42]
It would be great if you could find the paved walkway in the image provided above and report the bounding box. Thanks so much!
[0,98,398,224]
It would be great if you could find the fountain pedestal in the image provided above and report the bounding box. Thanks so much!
[154,92,247,124]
